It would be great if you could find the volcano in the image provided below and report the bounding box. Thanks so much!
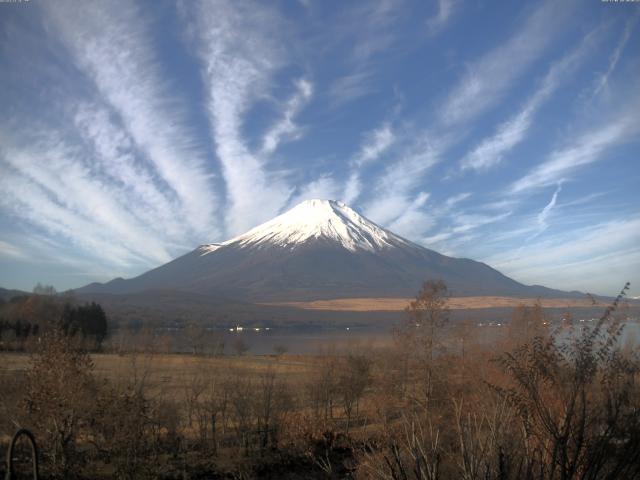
[76,199,570,301]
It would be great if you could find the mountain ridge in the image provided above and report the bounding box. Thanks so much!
[75,199,580,301]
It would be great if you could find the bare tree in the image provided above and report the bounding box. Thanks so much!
[307,353,339,424]
[184,322,206,355]
[338,354,372,435]
[254,367,294,450]
[397,280,450,409]
[23,330,96,478]
[362,411,442,480]
[32,283,57,296]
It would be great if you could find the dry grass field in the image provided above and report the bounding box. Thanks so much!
[0,351,315,399]
[264,295,610,311]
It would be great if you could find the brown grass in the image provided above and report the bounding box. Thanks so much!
[262,296,608,311]
[1,352,315,399]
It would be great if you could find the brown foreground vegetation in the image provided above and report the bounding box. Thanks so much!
[0,282,638,479]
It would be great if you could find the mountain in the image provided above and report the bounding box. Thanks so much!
[0,287,30,302]
[75,199,573,301]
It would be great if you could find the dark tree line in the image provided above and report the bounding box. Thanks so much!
[0,289,108,350]
[0,318,40,339]
[59,302,108,346]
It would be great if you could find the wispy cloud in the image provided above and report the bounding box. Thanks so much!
[192,0,293,235]
[536,184,562,233]
[421,210,511,253]
[363,130,450,227]
[328,0,401,106]
[287,176,342,209]
[483,217,640,294]
[445,192,472,209]
[343,122,395,204]
[592,13,639,97]
[348,0,399,64]
[0,240,27,260]
[441,0,573,126]
[423,231,454,246]
[426,0,458,36]
[459,31,596,173]
[327,72,377,108]
[387,192,434,240]
[72,103,187,240]
[261,78,314,155]
[0,134,173,266]
[509,105,638,194]
[354,123,395,167]
[45,0,219,237]
[365,1,575,233]
[451,212,512,235]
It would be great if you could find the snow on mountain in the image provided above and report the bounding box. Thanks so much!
[199,243,223,255]
[199,199,410,254]
[77,199,576,301]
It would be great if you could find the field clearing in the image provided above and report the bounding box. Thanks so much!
[0,352,316,398]
[263,296,614,311]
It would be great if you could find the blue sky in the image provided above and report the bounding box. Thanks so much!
[1,0,639,296]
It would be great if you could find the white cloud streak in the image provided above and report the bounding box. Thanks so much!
[421,209,511,253]
[451,212,512,235]
[0,240,27,260]
[287,176,342,209]
[193,0,294,235]
[261,78,314,155]
[460,32,595,173]
[366,2,575,240]
[0,137,173,266]
[343,123,395,204]
[426,0,458,36]
[441,0,573,126]
[387,192,434,240]
[328,0,401,106]
[483,217,640,294]
[72,104,187,240]
[537,184,562,233]
[593,13,638,97]
[509,107,638,194]
[363,131,449,228]
[445,192,472,209]
[45,0,218,237]
[349,0,398,64]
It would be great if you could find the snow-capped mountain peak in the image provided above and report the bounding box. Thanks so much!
[200,199,410,254]
[80,199,572,301]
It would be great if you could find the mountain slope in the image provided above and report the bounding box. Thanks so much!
[0,287,29,302]
[76,200,573,301]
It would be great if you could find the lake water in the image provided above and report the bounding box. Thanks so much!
[162,318,640,356]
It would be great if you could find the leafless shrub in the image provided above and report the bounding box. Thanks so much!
[91,385,156,479]
[361,411,441,480]
[255,367,294,451]
[492,282,640,479]
[452,397,519,480]
[22,329,96,478]
[338,354,372,435]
